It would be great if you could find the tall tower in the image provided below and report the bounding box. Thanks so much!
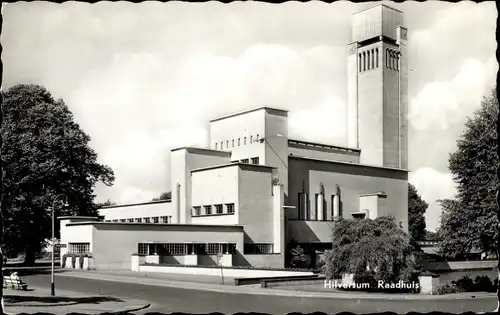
[347,5,408,170]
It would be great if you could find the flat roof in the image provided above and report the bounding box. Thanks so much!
[170,147,232,155]
[289,155,409,173]
[288,139,361,153]
[359,192,387,197]
[66,221,244,231]
[99,200,171,210]
[191,162,275,173]
[209,107,288,123]
[58,216,100,220]
[354,4,403,15]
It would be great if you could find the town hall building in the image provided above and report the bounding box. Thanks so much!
[60,4,409,270]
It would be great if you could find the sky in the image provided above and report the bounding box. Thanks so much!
[2,1,497,231]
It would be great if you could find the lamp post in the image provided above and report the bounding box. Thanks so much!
[51,194,67,296]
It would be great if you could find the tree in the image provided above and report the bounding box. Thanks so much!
[96,199,117,207]
[438,87,499,258]
[290,245,307,268]
[1,84,115,265]
[152,191,171,201]
[323,216,418,283]
[425,230,440,241]
[408,183,428,242]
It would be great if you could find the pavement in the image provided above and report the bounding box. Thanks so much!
[56,269,497,301]
[22,271,497,313]
[3,285,150,314]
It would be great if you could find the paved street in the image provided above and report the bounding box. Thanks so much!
[21,273,496,314]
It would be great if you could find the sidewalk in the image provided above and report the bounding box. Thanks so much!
[3,285,150,314]
[59,270,497,301]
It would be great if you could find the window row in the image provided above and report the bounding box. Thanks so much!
[358,48,379,72]
[297,193,342,221]
[192,203,235,216]
[243,243,274,254]
[386,48,400,71]
[138,243,237,255]
[215,134,260,150]
[105,216,172,224]
[239,157,259,165]
[68,242,90,254]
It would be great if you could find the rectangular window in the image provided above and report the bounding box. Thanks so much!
[152,217,159,223]
[69,243,90,255]
[251,157,259,164]
[226,203,235,214]
[135,218,142,223]
[204,205,212,215]
[241,158,249,164]
[256,134,259,142]
[238,138,240,146]
[127,218,134,223]
[226,140,229,148]
[215,204,223,214]
[160,216,168,223]
[220,141,223,149]
[120,219,126,223]
[250,135,253,143]
[244,243,274,254]
[244,137,246,145]
[138,243,149,255]
[298,193,308,220]
[192,206,201,216]
[112,219,118,222]
[206,243,222,255]
[232,139,234,147]
[159,243,187,255]
[215,143,218,150]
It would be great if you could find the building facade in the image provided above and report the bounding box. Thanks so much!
[61,4,409,271]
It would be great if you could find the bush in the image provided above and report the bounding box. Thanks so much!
[353,270,378,288]
[433,283,463,295]
[473,275,495,292]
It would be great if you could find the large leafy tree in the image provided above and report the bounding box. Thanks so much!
[408,183,428,242]
[1,84,115,265]
[152,191,171,201]
[437,87,499,258]
[323,216,417,283]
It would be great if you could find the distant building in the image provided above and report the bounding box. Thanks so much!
[60,4,409,270]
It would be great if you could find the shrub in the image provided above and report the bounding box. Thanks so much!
[433,283,463,295]
[290,245,307,268]
[473,275,495,292]
[353,270,378,288]
[451,275,474,292]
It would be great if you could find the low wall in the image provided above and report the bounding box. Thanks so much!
[424,260,498,271]
[234,254,285,269]
[138,265,314,278]
[261,276,325,288]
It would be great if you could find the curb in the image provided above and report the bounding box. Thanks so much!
[107,303,151,314]
[4,301,79,307]
[59,272,497,301]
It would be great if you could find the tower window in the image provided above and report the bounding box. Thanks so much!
[244,137,246,145]
[250,135,253,143]
[367,51,370,70]
[215,143,218,150]
[376,49,379,68]
[232,139,234,147]
[226,140,229,148]
[385,49,389,68]
[221,141,223,149]
[358,54,362,72]
[363,52,366,71]
[238,138,240,146]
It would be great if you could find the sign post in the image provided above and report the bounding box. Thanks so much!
[217,253,224,285]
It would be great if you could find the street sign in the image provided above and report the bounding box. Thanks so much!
[55,244,66,248]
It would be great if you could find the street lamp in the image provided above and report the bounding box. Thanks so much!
[51,194,68,296]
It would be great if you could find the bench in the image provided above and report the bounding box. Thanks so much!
[3,275,28,290]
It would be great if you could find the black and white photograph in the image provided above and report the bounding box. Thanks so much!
[0,1,498,314]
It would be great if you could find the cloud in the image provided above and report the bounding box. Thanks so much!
[409,168,457,231]
[2,1,496,209]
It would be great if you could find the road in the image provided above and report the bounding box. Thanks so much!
[22,274,496,313]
